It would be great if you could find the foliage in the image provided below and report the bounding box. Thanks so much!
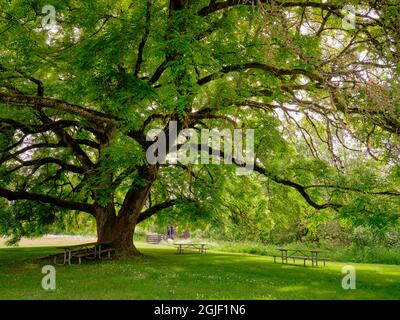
[0,0,399,249]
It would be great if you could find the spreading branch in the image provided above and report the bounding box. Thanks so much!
[198,1,342,16]
[7,157,86,175]
[0,92,117,126]
[137,199,180,223]
[197,62,323,86]
[134,0,152,77]
[0,187,95,215]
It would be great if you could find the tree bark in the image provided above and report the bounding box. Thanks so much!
[95,204,116,244]
[94,166,158,257]
[112,215,141,256]
[95,204,141,257]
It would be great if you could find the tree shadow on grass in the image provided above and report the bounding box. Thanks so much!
[138,249,400,299]
[1,247,399,299]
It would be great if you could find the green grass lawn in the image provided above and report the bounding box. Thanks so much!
[0,244,399,299]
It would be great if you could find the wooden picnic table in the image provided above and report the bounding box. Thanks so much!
[276,248,329,267]
[56,241,113,265]
[174,242,208,254]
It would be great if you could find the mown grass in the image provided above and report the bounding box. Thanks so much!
[0,244,399,300]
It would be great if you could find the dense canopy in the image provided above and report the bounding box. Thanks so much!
[0,0,399,254]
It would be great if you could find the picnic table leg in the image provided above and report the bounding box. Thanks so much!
[68,251,72,265]
[312,252,316,267]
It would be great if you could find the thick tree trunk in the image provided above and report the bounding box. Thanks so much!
[94,166,158,257]
[112,215,141,256]
[95,204,141,257]
[95,204,116,243]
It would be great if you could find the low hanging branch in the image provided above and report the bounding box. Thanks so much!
[187,143,399,210]
[177,142,338,210]
[0,187,95,215]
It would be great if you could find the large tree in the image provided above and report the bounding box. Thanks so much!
[0,0,399,255]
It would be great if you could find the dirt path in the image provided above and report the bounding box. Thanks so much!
[0,235,173,249]
[0,235,97,247]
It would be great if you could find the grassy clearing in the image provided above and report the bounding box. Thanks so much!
[0,243,399,300]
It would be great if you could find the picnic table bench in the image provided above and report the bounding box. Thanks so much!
[52,241,115,265]
[174,242,208,254]
[146,234,164,244]
[271,248,330,267]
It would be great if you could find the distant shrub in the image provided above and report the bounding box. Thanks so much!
[350,226,380,247]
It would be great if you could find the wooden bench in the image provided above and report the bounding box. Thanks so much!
[175,243,207,254]
[41,250,91,265]
[39,241,115,265]
[316,257,330,267]
[288,255,310,267]
[39,253,66,265]
[73,248,115,264]
[70,248,97,264]
[146,234,163,244]
[73,251,96,264]
[269,254,289,263]
[271,253,331,267]
[270,254,284,264]
[98,248,115,259]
